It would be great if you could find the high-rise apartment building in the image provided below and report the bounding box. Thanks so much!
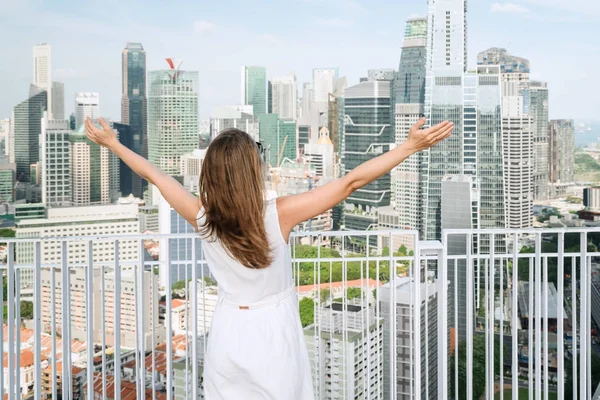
[12,87,47,183]
[527,81,550,200]
[304,303,383,399]
[121,42,147,198]
[270,73,297,120]
[148,62,199,177]
[312,68,338,103]
[380,277,440,400]
[393,17,427,238]
[342,78,393,241]
[241,66,268,116]
[0,162,15,204]
[75,92,100,128]
[40,113,71,206]
[301,82,314,117]
[549,119,575,198]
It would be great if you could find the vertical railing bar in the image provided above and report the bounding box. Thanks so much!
[151,256,157,400]
[166,237,173,400]
[543,256,549,400]
[365,234,370,399]
[490,234,495,400]
[535,233,542,400]
[467,233,474,400]
[528,253,534,400]
[34,242,42,400]
[453,257,458,400]
[133,243,141,400]
[484,249,490,398]
[580,232,587,400]
[587,244,592,398]
[388,233,397,398]
[413,238,421,399]
[138,239,146,399]
[15,262,21,399]
[571,254,577,400]
[7,242,15,400]
[511,233,518,400]
[500,249,504,400]
[101,262,107,400]
[424,239,429,400]
[114,240,122,400]
[61,241,70,400]
[557,232,564,400]
[51,261,57,400]
[439,231,448,400]
[316,234,322,398]
[184,252,189,400]
[191,238,199,399]
[86,240,95,400]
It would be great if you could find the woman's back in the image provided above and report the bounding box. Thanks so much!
[198,198,294,304]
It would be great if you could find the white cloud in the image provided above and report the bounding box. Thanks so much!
[491,2,530,13]
[257,34,279,43]
[314,17,352,27]
[193,20,216,34]
[520,0,600,15]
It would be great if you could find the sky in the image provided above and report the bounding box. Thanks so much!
[0,0,598,121]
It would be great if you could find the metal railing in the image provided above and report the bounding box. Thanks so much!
[0,228,595,399]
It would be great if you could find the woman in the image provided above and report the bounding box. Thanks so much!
[85,116,453,399]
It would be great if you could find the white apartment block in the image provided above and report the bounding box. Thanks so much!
[40,266,164,351]
[312,68,338,103]
[171,281,218,335]
[304,303,384,399]
[16,204,141,289]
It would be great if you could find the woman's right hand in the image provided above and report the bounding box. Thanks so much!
[85,117,119,150]
[405,118,454,153]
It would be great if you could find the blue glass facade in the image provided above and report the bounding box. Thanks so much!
[121,43,147,198]
[13,89,47,183]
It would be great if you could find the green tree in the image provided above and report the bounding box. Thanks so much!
[397,245,408,256]
[0,228,16,238]
[451,334,504,400]
[20,301,34,319]
[347,287,362,300]
[381,246,390,257]
[172,279,189,290]
[204,276,218,286]
[299,297,315,328]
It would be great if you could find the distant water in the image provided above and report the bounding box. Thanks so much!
[575,120,600,147]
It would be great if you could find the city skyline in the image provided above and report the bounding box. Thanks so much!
[0,0,598,122]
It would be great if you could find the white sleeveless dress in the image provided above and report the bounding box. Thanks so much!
[198,198,315,400]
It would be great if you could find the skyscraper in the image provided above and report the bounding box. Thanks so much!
[549,119,575,198]
[33,44,52,118]
[342,77,393,240]
[40,113,71,206]
[121,42,148,198]
[301,82,314,117]
[312,68,338,103]
[270,73,297,120]
[210,106,259,142]
[241,66,268,116]
[12,87,47,183]
[75,92,100,128]
[393,17,428,237]
[478,48,549,202]
[148,60,199,177]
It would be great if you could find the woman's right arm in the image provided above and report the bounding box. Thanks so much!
[276,118,453,240]
[85,118,202,229]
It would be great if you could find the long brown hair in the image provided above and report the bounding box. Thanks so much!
[198,128,272,269]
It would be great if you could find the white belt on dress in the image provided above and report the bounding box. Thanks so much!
[219,286,295,310]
